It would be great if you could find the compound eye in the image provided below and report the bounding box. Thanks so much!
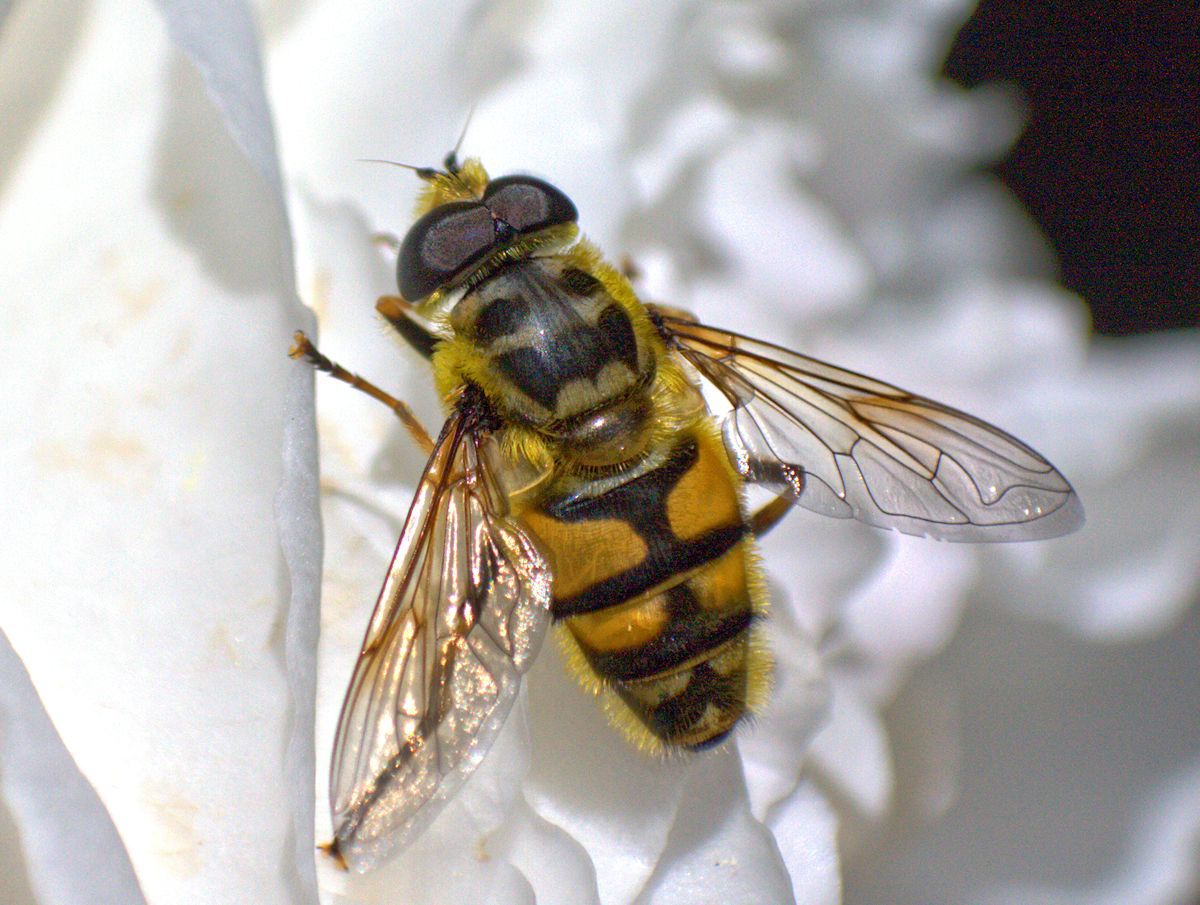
[397,201,494,300]
[483,175,578,233]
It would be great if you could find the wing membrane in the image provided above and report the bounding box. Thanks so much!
[656,313,1083,541]
[329,400,551,871]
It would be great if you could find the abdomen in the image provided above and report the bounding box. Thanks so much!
[519,423,770,750]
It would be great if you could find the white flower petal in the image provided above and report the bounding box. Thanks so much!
[0,628,146,905]
[632,751,795,905]
[844,602,1200,904]
[491,793,601,905]
[979,763,1200,904]
[156,0,284,193]
[522,644,691,905]
[739,584,830,819]
[693,130,871,319]
[265,0,481,224]
[979,335,1200,640]
[807,674,893,820]
[0,1,313,901]
[842,535,975,683]
[767,782,842,905]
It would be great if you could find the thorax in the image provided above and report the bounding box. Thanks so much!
[442,255,663,471]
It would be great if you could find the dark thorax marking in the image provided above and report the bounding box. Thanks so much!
[466,260,641,413]
[547,436,746,617]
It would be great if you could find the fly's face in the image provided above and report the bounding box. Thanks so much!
[395,160,580,304]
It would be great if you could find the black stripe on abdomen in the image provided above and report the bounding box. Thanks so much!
[633,660,746,744]
[546,436,747,618]
[552,525,743,617]
[584,583,755,681]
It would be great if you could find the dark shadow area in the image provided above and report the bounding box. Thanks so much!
[944,1,1200,336]
[0,779,39,905]
[153,56,289,295]
[0,0,89,199]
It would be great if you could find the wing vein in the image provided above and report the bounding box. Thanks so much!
[653,310,1082,541]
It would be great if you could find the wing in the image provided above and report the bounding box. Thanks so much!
[653,311,1083,542]
[328,393,552,872]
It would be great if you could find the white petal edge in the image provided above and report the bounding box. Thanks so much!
[0,628,147,905]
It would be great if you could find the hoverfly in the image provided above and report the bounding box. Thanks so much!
[291,152,1082,872]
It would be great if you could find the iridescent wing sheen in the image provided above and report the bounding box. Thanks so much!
[328,400,552,872]
[653,312,1083,542]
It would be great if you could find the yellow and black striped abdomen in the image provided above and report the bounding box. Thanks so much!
[519,424,770,750]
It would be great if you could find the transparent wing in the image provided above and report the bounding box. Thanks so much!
[329,399,552,872]
[654,312,1083,542]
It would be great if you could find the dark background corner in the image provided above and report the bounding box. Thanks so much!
[942,1,1200,337]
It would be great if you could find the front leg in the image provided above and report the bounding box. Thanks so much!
[289,331,435,454]
[376,295,439,361]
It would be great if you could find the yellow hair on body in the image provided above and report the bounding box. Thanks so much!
[412,158,490,215]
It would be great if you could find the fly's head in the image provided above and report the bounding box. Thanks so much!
[397,157,579,306]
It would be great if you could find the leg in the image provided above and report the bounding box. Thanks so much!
[749,495,794,538]
[376,295,438,360]
[289,331,435,455]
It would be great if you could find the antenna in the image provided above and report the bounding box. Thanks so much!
[443,105,477,175]
[357,158,441,181]
[359,108,480,190]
